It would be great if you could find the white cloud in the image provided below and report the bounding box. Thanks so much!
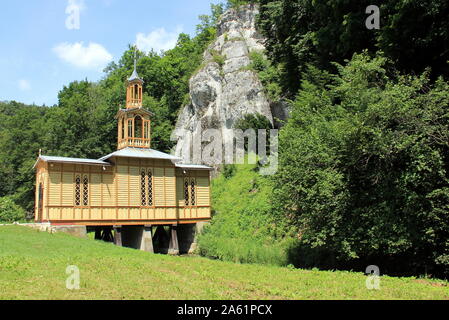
[53,42,113,69]
[136,26,183,53]
[18,79,31,91]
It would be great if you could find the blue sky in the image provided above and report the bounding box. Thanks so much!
[0,0,220,106]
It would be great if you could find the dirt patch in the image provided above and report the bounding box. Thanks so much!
[414,279,448,287]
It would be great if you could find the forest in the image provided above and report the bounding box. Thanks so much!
[0,0,448,278]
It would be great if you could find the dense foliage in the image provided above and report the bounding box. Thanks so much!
[0,102,48,212]
[274,53,449,277]
[0,196,26,223]
[256,0,449,96]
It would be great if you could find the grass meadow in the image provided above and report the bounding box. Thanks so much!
[0,226,447,300]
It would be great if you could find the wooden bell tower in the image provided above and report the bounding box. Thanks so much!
[126,55,143,109]
[116,48,152,150]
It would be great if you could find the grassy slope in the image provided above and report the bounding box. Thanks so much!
[199,163,296,266]
[0,226,447,300]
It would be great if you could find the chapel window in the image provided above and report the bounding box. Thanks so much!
[82,175,89,206]
[147,170,153,206]
[75,175,81,206]
[140,169,146,206]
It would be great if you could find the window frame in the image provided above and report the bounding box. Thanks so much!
[82,175,89,206]
[74,174,81,206]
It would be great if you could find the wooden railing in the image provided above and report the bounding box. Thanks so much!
[119,138,150,149]
[126,99,141,108]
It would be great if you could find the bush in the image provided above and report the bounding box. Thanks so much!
[210,50,225,67]
[274,52,449,278]
[234,113,273,152]
[0,196,26,223]
[248,51,283,101]
[198,234,298,266]
[222,164,236,179]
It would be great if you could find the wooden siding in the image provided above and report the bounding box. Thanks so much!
[37,157,211,225]
[34,161,49,222]
[175,169,211,220]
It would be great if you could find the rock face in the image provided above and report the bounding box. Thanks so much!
[172,4,287,163]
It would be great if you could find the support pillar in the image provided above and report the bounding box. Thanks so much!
[140,225,154,253]
[168,225,179,255]
[113,225,122,247]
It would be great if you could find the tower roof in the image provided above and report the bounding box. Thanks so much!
[128,68,143,82]
[128,47,143,83]
[115,107,154,119]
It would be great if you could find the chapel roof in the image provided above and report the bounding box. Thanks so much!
[99,147,182,162]
[33,155,111,168]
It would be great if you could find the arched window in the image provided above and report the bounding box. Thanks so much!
[140,169,146,206]
[134,84,139,99]
[75,175,81,206]
[147,170,153,206]
[135,116,143,139]
[184,178,190,206]
[37,182,44,221]
[144,121,149,139]
[190,179,196,206]
[83,175,89,206]
[128,119,133,138]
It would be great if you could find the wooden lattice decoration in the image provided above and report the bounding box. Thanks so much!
[184,179,190,206]
[83,175,89,206]
[75,175,81,206]
[140,170,146,206]
[147,170,153,206]
[190,179,196,206]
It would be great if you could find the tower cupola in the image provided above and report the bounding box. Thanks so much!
[116,47,152,150]
[126,50,143,109]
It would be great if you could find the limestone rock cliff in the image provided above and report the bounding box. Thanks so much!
[172,4,288,163]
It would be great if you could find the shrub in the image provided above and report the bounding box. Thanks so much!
[248,51,283,100]
[274,52,449,278]
[0,196,26,223]
[211,50,225,67]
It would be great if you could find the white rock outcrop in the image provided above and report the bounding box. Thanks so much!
[172,4,288,164]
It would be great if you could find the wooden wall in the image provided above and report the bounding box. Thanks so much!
[34,161,49,222]
[176,168,211,220]
[38,157,211,224]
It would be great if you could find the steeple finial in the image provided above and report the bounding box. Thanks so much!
[128,45,143,83]
[133,45,137,72]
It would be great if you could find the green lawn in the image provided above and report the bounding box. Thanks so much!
[0,225,447,300]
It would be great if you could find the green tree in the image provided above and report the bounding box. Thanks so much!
[257,0,449,97]
[0,101,48,212]
[0,196,26,223]
[274,53,449,277]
